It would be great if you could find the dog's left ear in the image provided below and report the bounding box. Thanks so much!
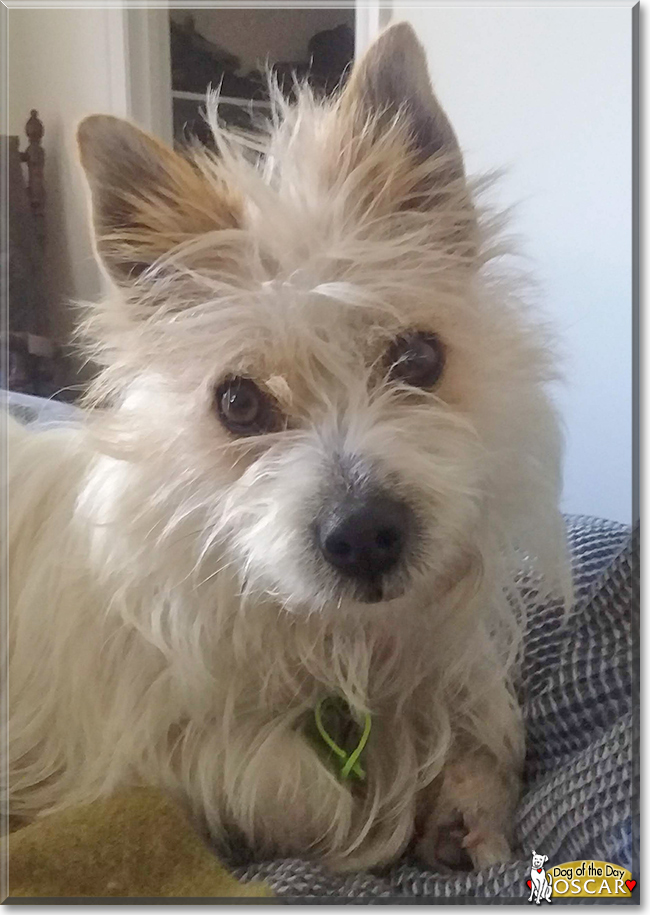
[334,22,475,249]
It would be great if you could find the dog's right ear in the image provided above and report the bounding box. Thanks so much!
[77,116,242,283]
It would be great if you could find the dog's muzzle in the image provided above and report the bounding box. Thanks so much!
[315,491,415,602]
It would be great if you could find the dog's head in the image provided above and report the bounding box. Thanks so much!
[77,23,566,617]
[531,852,549,869]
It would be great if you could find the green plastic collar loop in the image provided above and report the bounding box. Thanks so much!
[313,697,372,782]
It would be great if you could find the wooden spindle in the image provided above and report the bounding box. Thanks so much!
[20,109,45,246]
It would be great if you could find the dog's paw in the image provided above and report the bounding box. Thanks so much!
[462,826,513,869]
[416,752,519,872]
[416,811,513,871]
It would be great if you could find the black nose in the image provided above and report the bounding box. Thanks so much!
[317,494,412,582]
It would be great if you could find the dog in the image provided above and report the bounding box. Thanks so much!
[529,852,553,904]
[6,22,570,872]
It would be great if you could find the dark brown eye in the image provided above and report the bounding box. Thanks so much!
[386,332,446,389]
[215,376,281,436]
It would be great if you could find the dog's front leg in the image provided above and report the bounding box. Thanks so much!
[415,664,524,871]
[181,724,359,864]
[416,747,520,870]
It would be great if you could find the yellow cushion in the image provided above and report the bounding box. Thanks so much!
[7,788,271,900]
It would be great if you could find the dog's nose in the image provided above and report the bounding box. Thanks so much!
[317,494,411,581]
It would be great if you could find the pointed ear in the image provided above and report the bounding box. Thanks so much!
[340,21,464,178]
[77,115,242,282]
[333,23,475,252]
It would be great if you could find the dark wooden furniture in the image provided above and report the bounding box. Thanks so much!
[2,111,70,399]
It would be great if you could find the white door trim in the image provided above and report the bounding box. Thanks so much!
[102,5,173,142]
[104,6,130,118]
[124,7,173,144]
[355,2,393,57]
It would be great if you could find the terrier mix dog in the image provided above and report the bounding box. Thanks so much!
[6,24,569,871]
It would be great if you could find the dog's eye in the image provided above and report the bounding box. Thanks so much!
[215,377,281,436]
[386,332,445,389]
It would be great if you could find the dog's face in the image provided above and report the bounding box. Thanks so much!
[531,853,548,869]
[78,25,563,615]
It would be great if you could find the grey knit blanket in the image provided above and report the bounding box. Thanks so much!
[235,516,638,901]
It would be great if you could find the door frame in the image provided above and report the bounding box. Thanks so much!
[121,2,392,144]
[356,1,393,56]
[123,7,173,144]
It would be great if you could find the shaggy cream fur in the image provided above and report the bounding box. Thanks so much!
[6,23,570,871]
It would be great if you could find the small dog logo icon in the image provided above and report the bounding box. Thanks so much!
[528,851,553,904]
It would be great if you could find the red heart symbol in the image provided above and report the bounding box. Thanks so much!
[625,880,636,892]
[527,880,532,889]
[538,868,542,873]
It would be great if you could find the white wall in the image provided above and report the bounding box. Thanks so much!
[391,5,633,524]
[8,8,129,346]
